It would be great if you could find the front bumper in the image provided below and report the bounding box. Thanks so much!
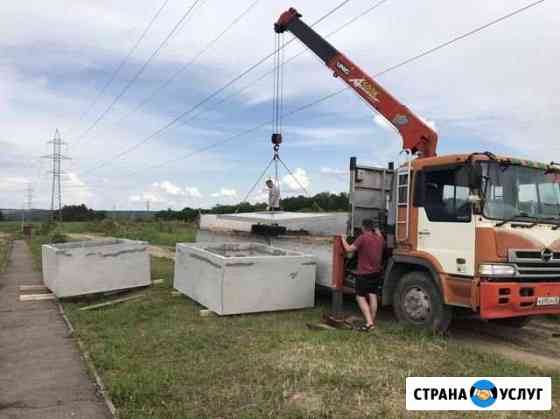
[480,281,560,319]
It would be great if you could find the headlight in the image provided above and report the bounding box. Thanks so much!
[479,264,516,277]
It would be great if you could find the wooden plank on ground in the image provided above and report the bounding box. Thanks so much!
[20,284,48,292]
[79,294,145,311]
[19,293,56,302]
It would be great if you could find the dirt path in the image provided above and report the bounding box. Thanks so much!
[0,241,111,418]
[450,317,560,370]
[374,309,560,370]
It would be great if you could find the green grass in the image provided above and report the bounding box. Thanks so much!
[61,221,196,247]
[56,257,559,419]
[28,234,47,272]
[60,222,91,234]
[0,221,27,239]
[0,238,10,273]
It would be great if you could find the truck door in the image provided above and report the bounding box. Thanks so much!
[349,157,395,244]
[415,165,476,276]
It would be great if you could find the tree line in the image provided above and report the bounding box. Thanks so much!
[154,192,349,222]
[0,192,349,223]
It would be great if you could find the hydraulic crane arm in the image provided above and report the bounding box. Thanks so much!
[275,8,438,158]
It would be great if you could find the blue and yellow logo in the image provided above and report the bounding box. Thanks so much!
[470,380,498,408]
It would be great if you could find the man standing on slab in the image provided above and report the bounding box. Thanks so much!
[265,179,281,211]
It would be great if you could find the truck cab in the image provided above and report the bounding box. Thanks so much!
[348,153,560,331]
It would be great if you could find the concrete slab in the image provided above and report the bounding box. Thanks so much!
[42,239,150,298]
[200,211,348,236]
[0,241,110,418]
[174,242,316,315]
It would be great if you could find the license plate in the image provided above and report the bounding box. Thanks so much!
[536,296,560,306]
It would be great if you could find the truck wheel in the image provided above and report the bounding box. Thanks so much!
[393,271,452,333]
[491,316,531,329]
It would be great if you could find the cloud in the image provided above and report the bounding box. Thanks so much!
[281,168,310,193]
[211,188,237,198]
[185,186,202,199]
[2,1,559,211]
[418,115,437,132]
[129,181,203,209]
[63,172,94,205]
[154,180,182,196]
[373,115,395,132]
[320,167,347,176]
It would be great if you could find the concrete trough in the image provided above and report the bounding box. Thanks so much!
[42,239,151,298]
[174,242,316,315]
[198,212,348,288]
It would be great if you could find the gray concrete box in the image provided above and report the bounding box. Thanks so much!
[174,242,316,315]
[42,239,151,298]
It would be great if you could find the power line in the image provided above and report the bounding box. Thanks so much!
[74,0,203,145]
[78,0,354,176]
[112,0,260,129]
[113,0,544,177]
[183,0,390,126]
[67,0,171,137]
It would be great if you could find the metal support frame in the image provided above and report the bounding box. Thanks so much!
[42,129,70,223]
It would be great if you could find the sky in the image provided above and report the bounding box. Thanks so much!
[1,0,558,210]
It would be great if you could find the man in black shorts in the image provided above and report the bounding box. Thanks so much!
[340,219,385,331]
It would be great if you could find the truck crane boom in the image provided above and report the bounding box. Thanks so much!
[275,8,438,158]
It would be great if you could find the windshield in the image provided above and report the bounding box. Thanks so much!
[480,162,560,222]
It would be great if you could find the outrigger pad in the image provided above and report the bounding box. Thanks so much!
[250,223,287,237]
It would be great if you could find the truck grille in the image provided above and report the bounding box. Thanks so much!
[509,249,560,279]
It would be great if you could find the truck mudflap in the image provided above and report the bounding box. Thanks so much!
[480,281,560,319]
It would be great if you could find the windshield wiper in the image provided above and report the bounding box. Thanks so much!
[495,212,534,227]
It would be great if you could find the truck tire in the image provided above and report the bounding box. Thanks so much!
[491,316,531,329]
[393,271,452,333]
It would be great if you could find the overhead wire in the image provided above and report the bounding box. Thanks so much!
[109,0,545,180]
[73,0,203,145]
[112,0,260,129]
[78,0,355,176]
[66,0,171,138]
[172,0,389,128]
[235,157,276,212]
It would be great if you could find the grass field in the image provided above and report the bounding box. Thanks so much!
[1,220,196,248]
[0,221,25,239]
[22,225,559,418]
[0,238,10,273]
[50,256,557,419]
[60,220,196,247]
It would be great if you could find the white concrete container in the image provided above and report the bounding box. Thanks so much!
[196,230,334,288]
[42,239,151,298]
[198,212,347,289]
[174,242,316,315]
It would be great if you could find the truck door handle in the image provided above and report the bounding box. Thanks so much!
[419,230,431,236]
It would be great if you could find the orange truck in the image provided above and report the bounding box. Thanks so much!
[276,8,560,331]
